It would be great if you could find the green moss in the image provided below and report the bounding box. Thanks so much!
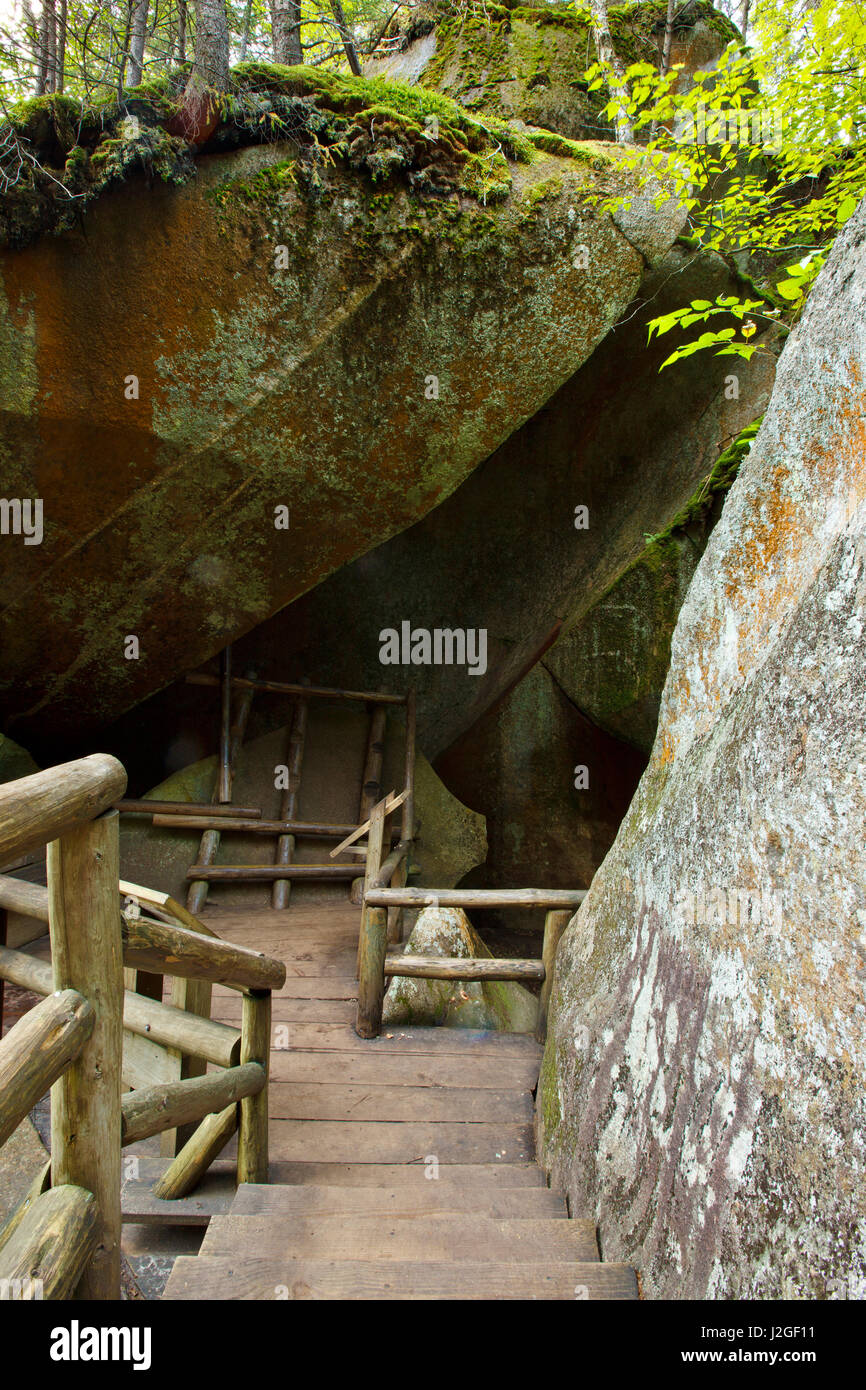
[645,416,764,545]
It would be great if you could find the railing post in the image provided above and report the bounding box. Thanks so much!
[237,989,271,1184]
[536,909,573,1043]
[47,808,123,1300]
[390,686,417,944]
[356,797,387,1039]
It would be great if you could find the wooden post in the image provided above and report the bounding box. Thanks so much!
[536,909,572,1042]
[48,809,124,1300]
[356,908,388,1039]
[237,990,271,1184]
[389,687,416,943]
[152,1104,238,1200]
[272,694,309,909]
[355,798,387,1038]
[359,703,387,823]
[356,794,386,975]
[174,658,254,1153]
[187,646,239,916]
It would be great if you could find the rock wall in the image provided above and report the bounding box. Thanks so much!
[96,244,772,790]
[538,200,866,1298]
[0,71,664,747]
[367,1,739,139]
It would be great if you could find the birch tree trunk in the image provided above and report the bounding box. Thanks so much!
[127,0,149,86]
[589,0,634,145]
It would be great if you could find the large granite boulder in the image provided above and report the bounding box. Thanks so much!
[0,68,674,749]
[125,246,772,771]
[367,1,739,139]
[538,199,866,1298]
[383,904,538,1032]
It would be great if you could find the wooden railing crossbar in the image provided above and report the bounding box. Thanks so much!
[0,754,285,1302]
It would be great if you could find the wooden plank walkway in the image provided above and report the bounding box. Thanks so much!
[163,905,638,1300]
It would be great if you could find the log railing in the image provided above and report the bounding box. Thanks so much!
[355,801,585,1041]
[0,756,285,1300]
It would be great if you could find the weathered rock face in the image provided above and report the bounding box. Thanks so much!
[538,199,866,1299]
[382,904,538,1031]
[0,70,670,748]
[367,1,739,138]
[436,663,646,911]
[118,703,485,906]
[123,247,770,771]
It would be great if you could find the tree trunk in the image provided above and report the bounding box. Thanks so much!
[127,0,149,87]
[178,0,187,64]
[736,0,750,41]
[187,0,230,92]
[239,0,253,61]
[329,0,361,76]
[270,0,302,66]
[56,0,67,91]
[589,0,634,144]
[660,0,675,78]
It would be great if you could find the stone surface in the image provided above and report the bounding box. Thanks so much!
[0,72,664,749]
[123,246,772,771]
[0,1116,48,1230]
[538,198,866,1299]
[436,662,646,925]
[367,1,738,141]
[0,733,38,785]
[382,904,538,1032]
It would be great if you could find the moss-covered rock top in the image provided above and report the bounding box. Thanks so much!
[0,60,610,249]
[368,0,741,140]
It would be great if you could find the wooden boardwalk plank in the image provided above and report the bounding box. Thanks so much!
[200,1214,600,1263]
[267,1162,547,1188]
[230,1184,565,1219]
[208,1017,542,1058]
[268,1120,535,1164]
[268,1051,541,1090]
[268,1083,534,1123]
[164,1257,637,1300]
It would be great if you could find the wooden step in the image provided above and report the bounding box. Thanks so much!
[199,1214,600,1263]
[230,1183,566,1219]
[268,1119,535,1164]
[268,1162,548,1188]
[164,1257,638,1300]
[267,1051,542,1091]
[187,864,359,882]
[267,1082,535,1123]
[204,1020,542,1059]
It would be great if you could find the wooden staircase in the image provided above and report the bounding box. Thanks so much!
[161,904,638,1301]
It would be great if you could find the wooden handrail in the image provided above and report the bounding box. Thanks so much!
[120,1062,266,1146]
[0,1185,98,1300]
[383,955,545,982]
[0,944,241,1068]
[0,989,94,1147]
[0,755,126,865]
[121,914,286,991]
[187,671,407,705]
[371,840,411,889]
[364,887,587,909]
